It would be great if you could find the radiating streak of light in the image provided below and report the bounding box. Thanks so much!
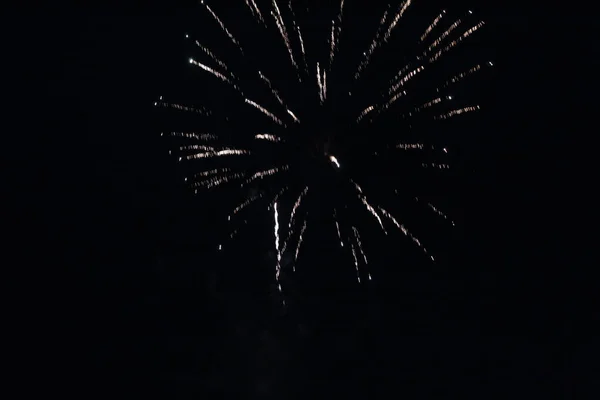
[421,11,445,42]
[329,19,336,69]
[201,1,244,54]
[233,192,264,214]
[382,90,407,109]
[271,186,289,205]
[258,71,285,106]
[383,0,413,42]
[396,143,423,149]
[434,105,480,120]
[185,149,250,160]
[389,65,424,94]
[294,216,308,263]
[271,0,299,74]
[255,133,282,142]
[414,97,442,112]
[352,226,368,264]
[317,63,325,103]
[287,109,300,123]
[245,98,286,126]
[441,64,482,88]
[377,206,432,259]
[427,202,456,225]
[428,19,462,51]
[360,195,387,234]
[334,209,343,247]
[179,145,217,152]
[350,179,364,194]
[429,21,485,62]
[243,165,289,186]
[155,101,211,115]
[193,171,247,189]
[287,1,308,73]
[323,69,327,100]
[350,242,360,283]
[354,5,390,79]
[356,105,375,122]
[189,58,239,90]
[273,202,283,293]
[246,0,265,25]
[289,186,308,228]
[191,168,231,180]
[421,163,450,169]
[194,40,229,72]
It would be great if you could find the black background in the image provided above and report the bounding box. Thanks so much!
[13,0,596,398]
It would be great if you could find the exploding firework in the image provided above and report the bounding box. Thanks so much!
[156,1,493,297]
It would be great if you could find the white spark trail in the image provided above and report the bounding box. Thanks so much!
[233,192,264,214]
[383,0,413,42]
[434,105,480,120]
[189,58,240,91]
[329,19,336,69]
[287,109,300,123]
[356,105,375,123]
[243,165,289,186]
[287,1,308,74]
[246,0,266,25]
[294,216,308,263]
[396,143,423,150]
[429,21,485,62]
[352,226,368,264]
[193,171,247,189]
[427,202,456,226]
[421,11,445,42]
[185,149,250,160]
[194,40,229,72]
[441,64,482,89]
[428,19,462,51]
[274,202,283,293]
[350,242,360,283]
[355,5,390,79]
[190,168,231,180]
[359,195,387,234]
[255,133,283,142]
[271,0,299,75]
[289,186,308,228]
[201,1,244,54]
[167,132,217,140]
[155,101,211,115]
[245,98,286,126]
[378,206,434,260]
[179,145,217,152]
[334,209,343,247]
[258,71,301,122]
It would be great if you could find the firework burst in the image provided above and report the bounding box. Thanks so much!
[156,1,493,299]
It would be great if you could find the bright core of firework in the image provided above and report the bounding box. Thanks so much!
[158,0,492,302]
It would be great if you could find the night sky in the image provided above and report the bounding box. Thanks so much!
[19,0,595,398]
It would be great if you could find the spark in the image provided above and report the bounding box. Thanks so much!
[155,101,211,115]
[294,216,308,263]
[356,105,375,123]
[191,168,231,179]
[317,63,325,103]
[383,0,413,42]
[271,0,299,75]
[414,97,442,113]
[428,19,462,51]
[378,206,431,258]
[360,195,387,234]
[194,40,229,72]
[329,19,336,69]
[434,105,480,120]
[429,21,486,62]
[179,145,217,152]
[334,209,343,247]
[185,149,250,160]
[389,65,424,95]
[287,1,308,73]
[355,5,390,79]
[352,226,368,264]
[427,202,456,225]
[258,72,300,122]
[243,165,289,186]
[193,171,247,189]
[255,133,282,142]
[422,163,450,169]
[233,192,264,214]
[201,1,244,54]
[274,202,282,293]
[421,11,445,42]
[350,242,360,283]
[289,186,308,228]
[287,109,300,123]
[441,64,482,88]
[329,155,340,168]
[396,143,423,150]
[245,98,286,126]
[246,0,265,25]
[350,179,364,194]
[189,58,239,90]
